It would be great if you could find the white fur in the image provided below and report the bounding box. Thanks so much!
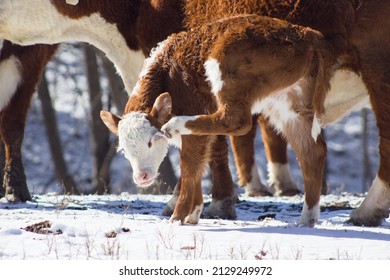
[0,56,22,111]
[204,58,224,97]
[184,205,203,224]
[0,0,145,94]
[350,175,390,222]
[251,81,302,133]
[118,112,169,186]
[299,200,320,227]
[267,162,297,195]
[311,113,322,142]
[161,116,198,136]
[244,164,268,195]
[65,0,78,5]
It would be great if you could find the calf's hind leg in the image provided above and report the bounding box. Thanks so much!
[286,123,326,227]
[230,116,271,196]
[204,135,237,219]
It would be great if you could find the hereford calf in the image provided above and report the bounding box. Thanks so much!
[101,15,335,226]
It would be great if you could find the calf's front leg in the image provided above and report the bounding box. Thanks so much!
[169,135,211,224]
[162,106,253,138]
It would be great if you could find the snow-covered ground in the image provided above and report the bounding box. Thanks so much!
[1,193,389,260]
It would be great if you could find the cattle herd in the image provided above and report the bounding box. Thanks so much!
[0,0,389,227]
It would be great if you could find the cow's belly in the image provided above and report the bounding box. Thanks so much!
[321,69,370,125]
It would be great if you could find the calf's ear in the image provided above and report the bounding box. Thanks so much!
[100,111,121,134]
[151,92,172,125]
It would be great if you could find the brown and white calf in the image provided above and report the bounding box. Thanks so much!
[101,14,336,226]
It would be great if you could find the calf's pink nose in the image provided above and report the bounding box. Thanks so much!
[134,171,153,185]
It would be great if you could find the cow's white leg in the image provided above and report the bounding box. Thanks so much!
[299,200,320,227]
[268,162,301,196]
[243,164,271,196]
[349,175,390,226]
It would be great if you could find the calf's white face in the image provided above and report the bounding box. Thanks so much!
[100,93,173,188]
[117,112,169,187]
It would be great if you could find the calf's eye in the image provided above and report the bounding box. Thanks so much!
[148,140,152,148]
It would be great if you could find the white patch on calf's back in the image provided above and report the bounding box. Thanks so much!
[0,56,22,111]
[204,58,224,98]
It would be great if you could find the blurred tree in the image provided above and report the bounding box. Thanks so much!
[37,71,79,194]
[83,43,113,194]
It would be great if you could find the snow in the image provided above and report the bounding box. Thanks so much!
[0,193,389,260]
